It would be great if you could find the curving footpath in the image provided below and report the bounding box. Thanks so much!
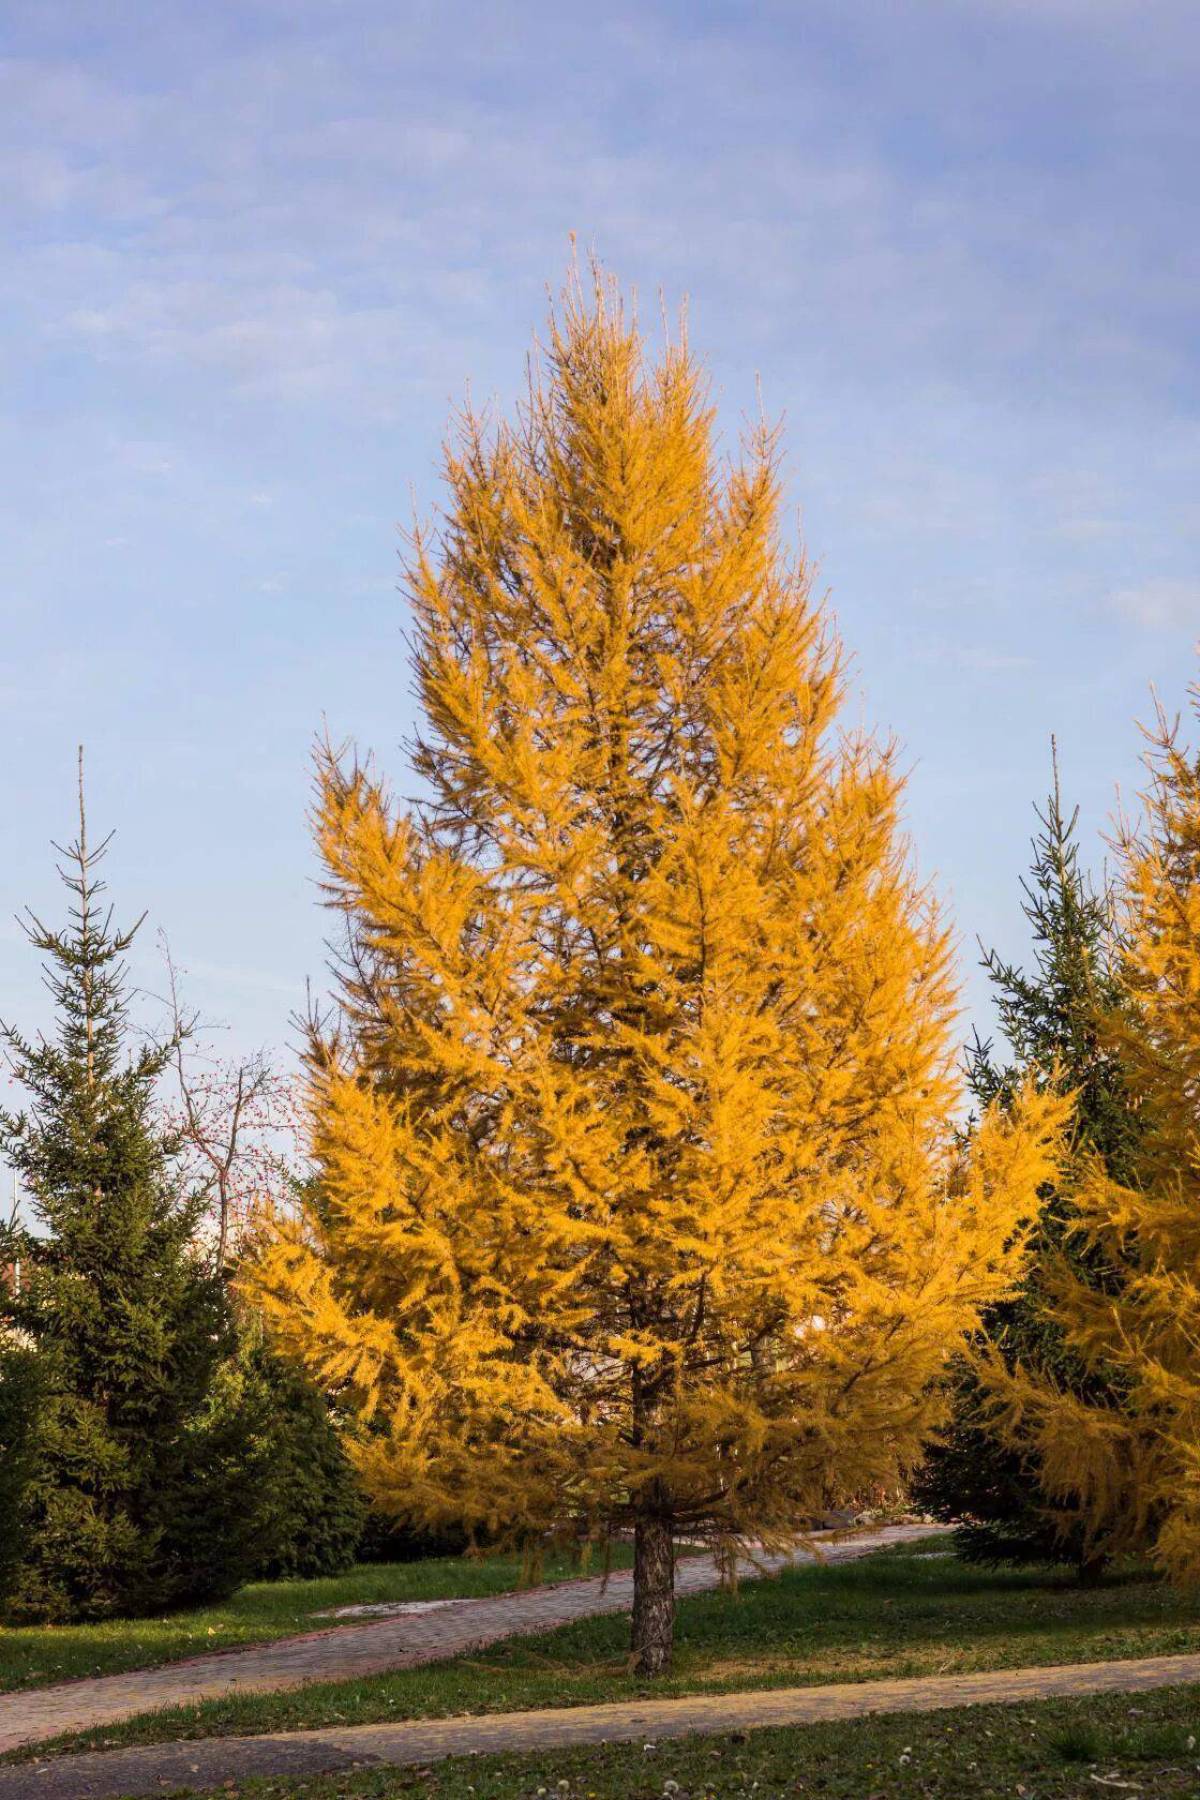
[6,1651,1200,1798]
[0,1526,937,1758]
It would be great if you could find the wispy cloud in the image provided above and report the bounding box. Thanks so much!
[5,2,1199,422]
[2,0,1200,1055]
[916,642,1035,674]
[1111,578,1200,631]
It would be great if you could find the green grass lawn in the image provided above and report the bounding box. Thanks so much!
[0,1548,631,1695]
[164,1683,1200,1798]
[14,1540,1200,1766]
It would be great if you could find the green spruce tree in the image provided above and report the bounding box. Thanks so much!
[0,761,262,1620]
[915,748,1136,1573]
[237,1343,366,1581]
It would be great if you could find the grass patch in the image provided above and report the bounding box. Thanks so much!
[0,1548,631,1695]
[165,1682,1200,1797]
[13,1543,1200,1764]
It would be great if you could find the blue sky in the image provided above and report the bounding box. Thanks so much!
[2,0,1199,1080]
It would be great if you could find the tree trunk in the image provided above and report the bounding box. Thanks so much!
[1077,1551,1108,1587]
[631,1508,674,1675]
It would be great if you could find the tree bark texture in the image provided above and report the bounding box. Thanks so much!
[631,1507,675,1675]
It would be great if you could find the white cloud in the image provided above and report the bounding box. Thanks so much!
[1110,578,1200,630]
[4,0,1195,428]
[916,640,1034,673]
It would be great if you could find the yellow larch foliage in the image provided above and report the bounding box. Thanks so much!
[979,689,1200,1577]
[248,265,1062,1670]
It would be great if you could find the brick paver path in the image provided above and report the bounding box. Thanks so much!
[0,1525,937,1757]
[7,1649,1200,1799]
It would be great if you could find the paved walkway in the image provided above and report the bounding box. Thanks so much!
[0,1525,937,1757]
[7,1650,1200,1798]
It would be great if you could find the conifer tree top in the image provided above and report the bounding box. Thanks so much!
[968,742,1134,1180]
[0,750,176,1235]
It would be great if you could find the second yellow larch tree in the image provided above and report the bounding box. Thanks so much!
[250,265,1062,1673]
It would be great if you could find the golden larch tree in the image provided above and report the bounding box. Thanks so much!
[977,687,1200,1578]
[250,267,1061,1672]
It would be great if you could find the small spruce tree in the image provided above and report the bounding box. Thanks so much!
[0,763,261,1620]
[238,1341,366,1582]
[914,753,1136,1573]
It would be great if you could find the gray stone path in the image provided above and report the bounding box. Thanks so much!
[0,1525,937,1757]
[7,1648,1200,1798]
